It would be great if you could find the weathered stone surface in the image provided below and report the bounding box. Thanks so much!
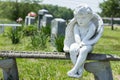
[42,14,53,27]
[38,9,48,16]
[85,61,113,80]
[0,51,119,80]
[87,53,120,61]
[38,9,49,28]
[51,18,66,45]
[0,51,120,61]
[0,58,19,80]
[63,4,104,78]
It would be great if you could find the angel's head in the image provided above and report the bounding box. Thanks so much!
[74,4,93,26]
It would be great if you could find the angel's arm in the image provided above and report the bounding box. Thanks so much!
[83,26,103,45]
[74,24,82,44]
[82,23,96,42]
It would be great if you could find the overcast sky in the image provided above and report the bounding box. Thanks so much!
[41,0,104,12]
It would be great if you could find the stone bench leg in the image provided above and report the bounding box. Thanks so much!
[0,58,19,80]
[84,61,113,80]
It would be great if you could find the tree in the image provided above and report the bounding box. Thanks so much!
[0,0,43,20]
[42,5,73,20]
[99,0,120,17]
[21,0,43,4]
[0,1,73,21]
[0,1,13,19]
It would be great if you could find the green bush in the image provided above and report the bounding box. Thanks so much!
[30,26,50,49]
[55,35,64,52]
[41,25,51,36]
[31,31,48,49]
[23,25,37,36]
[7,27,22,44]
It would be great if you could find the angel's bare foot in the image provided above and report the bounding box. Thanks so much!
[67,69,82,78]
[78,65,84,75]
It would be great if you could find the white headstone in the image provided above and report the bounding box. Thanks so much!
[25,16,35,26]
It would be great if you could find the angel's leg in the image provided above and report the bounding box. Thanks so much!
[69,43,79,64]
[68,45,93,78]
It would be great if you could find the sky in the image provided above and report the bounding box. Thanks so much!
[41,0,104,12]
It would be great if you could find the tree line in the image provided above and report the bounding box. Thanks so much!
[0,1,73,21]
[0,0,120,21]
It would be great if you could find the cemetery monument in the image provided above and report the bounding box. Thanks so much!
[63,4,104,78]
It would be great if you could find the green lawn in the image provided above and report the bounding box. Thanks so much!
[93,26,120,55]
[0,26,120,80]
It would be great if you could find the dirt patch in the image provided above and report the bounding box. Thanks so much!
[115,75,120,80]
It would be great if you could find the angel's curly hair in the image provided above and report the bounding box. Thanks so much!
[74,4,93,17]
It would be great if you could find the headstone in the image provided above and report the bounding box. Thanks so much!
[42,14,53,27]
[0,26,4,34]
[51,18,66,45]
[25,16,35,26]
[38,9,49,28]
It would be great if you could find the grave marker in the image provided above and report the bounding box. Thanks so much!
[25,16,35,25]
[42,14,53,27]
[51,18,66,45]
[38,9,49,28]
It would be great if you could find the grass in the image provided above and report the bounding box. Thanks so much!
[0,26,120,80]
[93,26,120,55]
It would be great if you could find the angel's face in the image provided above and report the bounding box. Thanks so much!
[75,14,92,26]
[74,5,93,26]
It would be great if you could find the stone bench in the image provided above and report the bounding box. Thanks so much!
[0,51,120,80]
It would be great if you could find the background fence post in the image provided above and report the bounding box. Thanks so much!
[111,15,114,30]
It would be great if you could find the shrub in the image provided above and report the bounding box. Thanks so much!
[30,26,50,49]
[31,31,48,49]
[23,25,37,36]
[55,35,64,52]
[7,27,22,44]
[40,25,51,36]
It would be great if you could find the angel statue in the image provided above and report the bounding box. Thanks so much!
[63,4,104,78]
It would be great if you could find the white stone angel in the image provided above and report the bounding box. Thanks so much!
[63,4,104,78]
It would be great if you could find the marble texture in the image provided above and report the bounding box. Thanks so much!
[63,4,104,78]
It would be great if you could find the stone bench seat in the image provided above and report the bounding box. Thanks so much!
[0,51,120,61]
[0,51,120,80]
